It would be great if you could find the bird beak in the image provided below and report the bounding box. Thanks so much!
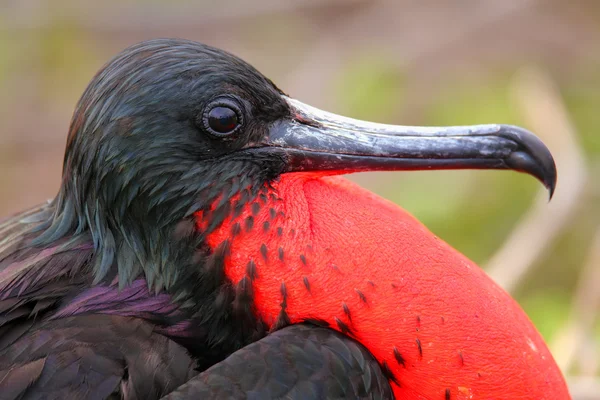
[262,96,556,198]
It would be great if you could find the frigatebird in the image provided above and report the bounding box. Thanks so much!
[0,38,570,399]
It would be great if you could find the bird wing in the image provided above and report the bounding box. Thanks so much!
[0,202,91,338]
[162,324,393,400]
[0,206,197,399]
[0,314,197,400]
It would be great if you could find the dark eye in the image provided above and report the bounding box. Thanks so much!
[208,106,238,133]
[202,99,243,137]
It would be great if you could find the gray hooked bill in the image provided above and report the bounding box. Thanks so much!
[261,96,557,198]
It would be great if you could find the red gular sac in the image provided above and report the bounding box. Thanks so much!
[198,172,570,400]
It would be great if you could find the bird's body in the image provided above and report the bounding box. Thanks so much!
[0,38,569,399]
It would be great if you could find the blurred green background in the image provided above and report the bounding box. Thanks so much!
[1,0,599,395]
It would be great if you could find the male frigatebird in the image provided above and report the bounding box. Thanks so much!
[0,38,570,399]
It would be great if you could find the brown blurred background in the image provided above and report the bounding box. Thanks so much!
[1,0,599,397]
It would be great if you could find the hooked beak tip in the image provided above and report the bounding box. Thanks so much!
[499,125,557,200]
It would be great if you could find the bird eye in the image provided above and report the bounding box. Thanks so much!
[202,99,243,137]
[208,107,238,133]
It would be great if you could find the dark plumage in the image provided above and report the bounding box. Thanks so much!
[162,324,392,400]
[0,314,196,399]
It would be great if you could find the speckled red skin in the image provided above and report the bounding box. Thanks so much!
[200,173,570,400]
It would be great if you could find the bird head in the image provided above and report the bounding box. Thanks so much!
[43,39,567,399]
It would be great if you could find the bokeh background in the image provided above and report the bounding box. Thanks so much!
[1,0,599,397]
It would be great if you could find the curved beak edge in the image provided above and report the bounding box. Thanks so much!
[259,97,557,199]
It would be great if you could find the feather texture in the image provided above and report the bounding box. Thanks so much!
[162,324,392,400]
[0,315,196,400]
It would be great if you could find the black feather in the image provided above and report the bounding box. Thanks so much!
[162,324,393,400]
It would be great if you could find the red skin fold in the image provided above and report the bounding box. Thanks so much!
[199,173,570,400]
